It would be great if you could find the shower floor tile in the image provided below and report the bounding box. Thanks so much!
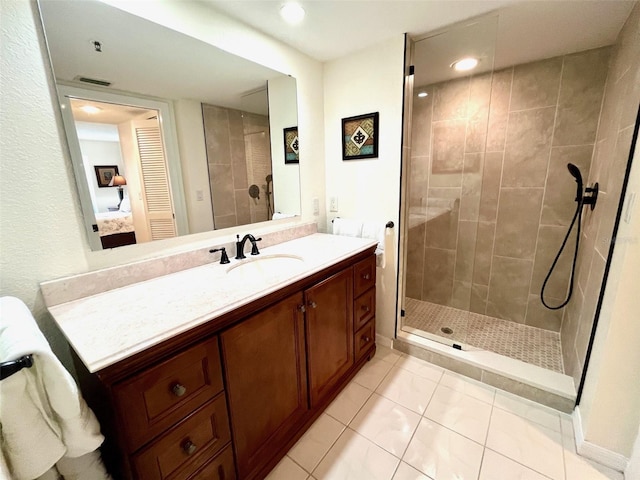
[404,298,564,373]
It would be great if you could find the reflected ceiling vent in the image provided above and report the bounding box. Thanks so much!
[74,76,112,87]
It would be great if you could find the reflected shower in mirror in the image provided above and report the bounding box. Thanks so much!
[38,0,301,251]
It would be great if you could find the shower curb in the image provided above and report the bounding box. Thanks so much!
[393,336,575,413]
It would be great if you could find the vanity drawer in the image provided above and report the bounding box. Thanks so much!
[353,255,376,298]
[354,319,375,362]
[354,287,375,331]
[132,393,231,480]
[113,337,224,452]
[188,445,235,480]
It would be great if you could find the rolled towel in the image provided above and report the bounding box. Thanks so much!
[272,212,296,220]
[332,218,363,238]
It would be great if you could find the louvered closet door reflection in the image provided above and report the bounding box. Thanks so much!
[134,121,177,240]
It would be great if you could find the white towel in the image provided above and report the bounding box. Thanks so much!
[332,218,363,237]
[0,296,110,480]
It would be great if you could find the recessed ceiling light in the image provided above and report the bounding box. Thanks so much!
[451,57,479,72]
[280,3,305,24]
[80,105,102,114]
[418,91,428,98]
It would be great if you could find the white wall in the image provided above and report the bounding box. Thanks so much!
[173,99,214,234]
[579,145,640,459]
[268,75,301,217]
[79,139,125,213]
[323,36,406,338]
[0,0,89,371]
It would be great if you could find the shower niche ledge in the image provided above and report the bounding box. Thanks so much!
[394,330,576,413]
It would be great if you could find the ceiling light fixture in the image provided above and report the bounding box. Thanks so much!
[451,57,479,72]
[418,91,428,98]
[80,105,102,114]
[280,3,305,24]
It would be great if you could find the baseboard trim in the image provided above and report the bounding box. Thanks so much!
[573,407,628,472]
[376,334,393,348]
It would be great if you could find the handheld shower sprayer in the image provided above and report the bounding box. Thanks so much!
[541,163,598,310]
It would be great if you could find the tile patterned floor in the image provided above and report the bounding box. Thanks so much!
[404,298,564,373]
[265,346,622,480]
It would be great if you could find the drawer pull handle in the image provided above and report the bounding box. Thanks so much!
[308,301,317,309]
[362,273,371,280]
[298,304,306,313]
[182,439,197,455]
[363,336,371,343]
[171,383,187,397]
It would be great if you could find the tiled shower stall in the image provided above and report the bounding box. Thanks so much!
[404,3,639,383]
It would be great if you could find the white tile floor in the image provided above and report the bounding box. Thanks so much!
[265,346,624,480]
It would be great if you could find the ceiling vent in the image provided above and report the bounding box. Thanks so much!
[74,76,111,87]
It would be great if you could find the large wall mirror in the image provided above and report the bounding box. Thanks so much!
[38,0,301,251]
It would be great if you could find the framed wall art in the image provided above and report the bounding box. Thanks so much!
[94,165,119,188]
[283,126,299,164]
[342,112,379,160]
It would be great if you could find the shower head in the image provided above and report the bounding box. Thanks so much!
[567,163,583,202]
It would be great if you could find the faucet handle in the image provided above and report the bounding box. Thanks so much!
[209,247,230,264]
[251,237,262,256]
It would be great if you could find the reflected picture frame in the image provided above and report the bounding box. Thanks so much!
[283,126,299,164]
[94,165,119,188]
[342,112,379,160]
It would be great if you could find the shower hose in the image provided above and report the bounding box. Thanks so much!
[540,196,584,310]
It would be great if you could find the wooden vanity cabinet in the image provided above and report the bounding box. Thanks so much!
[305,268,354,407]
[90,249,376,480]
[220,293,308,480]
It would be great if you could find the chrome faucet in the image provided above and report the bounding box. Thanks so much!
[235,234,262,259]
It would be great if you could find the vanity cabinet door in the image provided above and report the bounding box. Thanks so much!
[305,268,354,407]
[221,293,308,480]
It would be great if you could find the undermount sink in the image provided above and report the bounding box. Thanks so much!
[226,254,305,278]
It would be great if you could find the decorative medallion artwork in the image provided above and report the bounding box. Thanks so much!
[283,126,299,164]
[341,112,379,160]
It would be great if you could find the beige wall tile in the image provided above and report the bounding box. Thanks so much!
[234,189,252,226]
[202,104,231,164]
[486,68,513,151]
[213,214,238,230]
[209,163,235,216]
[466,73,492,153]
[431,119,466,176]
[478,152,503,222]
[405,272,423,300]
[494,188,544,259]
[605,125,634,198]
[541,145,594,226]
[455,220,478,282]
[459,153,484,221]
[525,294,563,332]
[575,253,606,361]
[409,156,429,206]
[576,231,595,292]
[561,286,584,374]
[422,247,455,305]
[510,57,562,110]
[411,87,433,157]
[594,191,617,259]
[472,221,496,285]
[425,188,460,249]
[470,284,488,314]
[231,138,248,189]
[502,107,556,187]
[531,225,575,300]
[433,77,469,121]
[451,281,472,310]
[406,224,426,293]
[554,48,610,146]
[487,256,534,323]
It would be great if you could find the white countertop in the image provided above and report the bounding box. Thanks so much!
[48,233,377,373]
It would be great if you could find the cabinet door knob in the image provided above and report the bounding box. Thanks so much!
[298,304,306,313]
[362,273,371,280]
[361,305,370,312]
[182,439,197,455]
[363,336,371,343]
[308,301,317,309]
[171,383,187,397]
